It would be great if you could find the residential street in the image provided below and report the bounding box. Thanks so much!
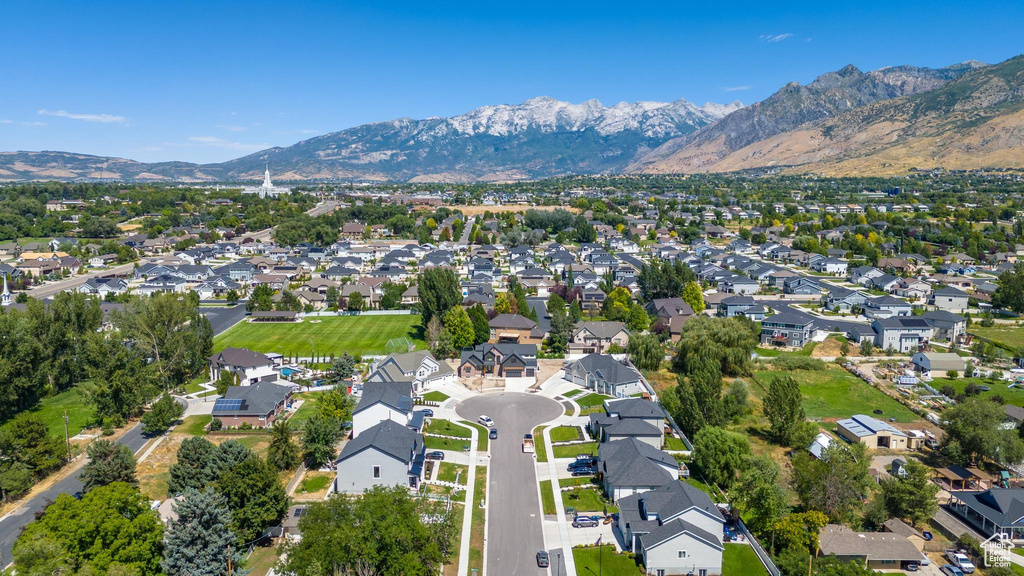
[0,424,148,566]
[456,392,563,576]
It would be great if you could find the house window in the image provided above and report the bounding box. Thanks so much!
[656,571,665,576]
[677,550,687,559]
[373,466,381,479]
[699,570,707,576]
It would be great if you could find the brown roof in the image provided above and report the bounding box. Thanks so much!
[818,524,922,562]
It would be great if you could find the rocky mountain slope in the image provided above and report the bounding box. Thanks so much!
[633,61,986,174]
[0,97,740,183]
[639,55,1024,175]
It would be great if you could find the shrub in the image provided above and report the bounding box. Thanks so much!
[772,356,826,371]
[209,418,223,432]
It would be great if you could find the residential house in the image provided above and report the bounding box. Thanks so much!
[598,438,680,502]
[211,381,292,428]
[568,321,630,355]
[817,524,925,570]
[920,310,967,343]
[822,286,869,312]
[618,483,725,576]
[366,351,456,393]
[589,398,666,448]
[458,343,537,381]
[947,488,1024,540]
[565,354,649,398]
[811,257,848,276]
[862,296,913,319]
[929,286,969,313]
[488,314,540,344]
[352,382,416,437]
[716,296,765,320]
[335,420,424,494]
[208,347,278,384]
[760,310,816,348]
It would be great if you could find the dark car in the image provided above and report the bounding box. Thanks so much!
[425,451,445,461]
[573,516,599,528]
[571,467,595,477]
[489,427,498,440]
[420,409,434,417]
[536,551,549,567]
[567,462,593,472]
[574,455,597,466]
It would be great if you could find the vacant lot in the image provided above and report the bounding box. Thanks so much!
[970,324,1024,350]
[214,314,425,357]
[931,376,1024,407]
[754,366,919,422]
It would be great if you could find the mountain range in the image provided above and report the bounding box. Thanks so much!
[3,54,1024,182]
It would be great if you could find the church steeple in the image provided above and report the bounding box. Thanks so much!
[263,162,272,188]
[1,274,10,307]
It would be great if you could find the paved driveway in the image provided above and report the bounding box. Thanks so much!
[201,303,248,336]
[456,392,563,576]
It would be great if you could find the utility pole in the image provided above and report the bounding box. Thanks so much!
[227,545,233,576]
[62,410,71,463]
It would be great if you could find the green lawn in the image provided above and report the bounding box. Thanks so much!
[970,324,1024,350]
[550,425,582,443]
[297,474,332,493]
[468,465,487,576]
[175,415,212,436]
[424,436,472,451]
[559,476,599,488]
[664,435,689,451]
[245,545,279,576]
[183,375,209,395]
[437,462,468,484]
[534,425,549,462]
[459,421,490,452]
[754,366,920,422]
[754,341,818,358]
[213,314,425,357]
[425,419,472,438]
[287,391,323,429]
[4,387,94,437]
[421,391,450,403]
[563,389,583,398]
[573,546,643,576]
[563,488,617,513]
[553,442,598,459]
[723,543,768,576]
[930,377,1024,407]
[540,479,557,515]
[575,393,610,408]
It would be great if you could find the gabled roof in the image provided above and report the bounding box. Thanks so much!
[338,419,422,464]
[354,382,414,415]
[210,347,274,369]
[599,438,676,488]
[571,354,642,386]
[605,397,662,419]
[213,381,292,417]
[640,517,724,552]
[488,314,537,330]
[573,321,628,339]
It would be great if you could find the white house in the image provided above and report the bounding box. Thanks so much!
[208,347,278,385]
[352,382,415,437]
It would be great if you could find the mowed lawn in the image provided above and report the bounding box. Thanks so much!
[970,324,1024,350]
[754,366,919,423]
[723,543,768,576]
[213,314,425,357]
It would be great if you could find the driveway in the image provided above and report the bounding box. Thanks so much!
[456,392,563,576]
[0,423,149,566]
[201,303,248,336]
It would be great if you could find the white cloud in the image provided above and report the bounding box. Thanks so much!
[724,85,750,92]
[0,119,10,124]
[37,109,128,124]
[1,119,47,126]
[760,33,793,43]
[184,136,269,152]
[217,124,247,132]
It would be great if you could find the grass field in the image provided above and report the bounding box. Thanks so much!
[930,377,1024,407]
[176,415,212,436]
[563,488,617,513]
[575,393,610,407]
[460,421,490,452]
[540,479,556,514]
[422,391,450,403]
[553,442,598,459]
[297,473,333,494]
[563,389,583,398]
[3,388,94,437]
[437,462,468,484]
[468,465,487,576]
[425,419,472,438]
[213,314,426,357]
[574,546,643,576]
[723,543,768,576]
[754,366,920,422]
[970,324,1024,350]
[424,436,472,451]
[534,425,549,462]
[550,425,582,443]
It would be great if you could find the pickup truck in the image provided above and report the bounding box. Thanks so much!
[522,433,535,453]
[944,550,975,574]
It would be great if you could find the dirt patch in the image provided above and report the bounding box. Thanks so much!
[137,433,273,500]
[292,471,335,501]
[812,336,859,358]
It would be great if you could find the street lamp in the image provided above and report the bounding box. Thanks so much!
[556,552,561,576]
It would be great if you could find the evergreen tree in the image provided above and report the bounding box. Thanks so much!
[418,268,461,325]
[468,304,490,345]
[163,488,243,576]
[81,439,137,491]
[764,375,806,446]
[267,419,300,471]
[168,436,218,496]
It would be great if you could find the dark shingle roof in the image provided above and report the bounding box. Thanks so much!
[210,347,274,369]
[354,382,414,415]
[338,419,422,464]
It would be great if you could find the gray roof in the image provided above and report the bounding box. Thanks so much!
[950,488,1024,527]
[605,398,662,419]
[488,314,537,330]
[354,382,414,415]
[213,381,292,417]
[619,481,723,534]
[571,354,642,385]
[338,419,422,465]
[818,524,922,561]
[639,517,723,552]
[573,321,628,339]
[210,347,274,369]
[599,438,676,489]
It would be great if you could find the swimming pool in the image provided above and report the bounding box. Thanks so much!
[280,367,300,377]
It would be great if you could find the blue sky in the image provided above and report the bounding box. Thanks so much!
[1,0,1021,164]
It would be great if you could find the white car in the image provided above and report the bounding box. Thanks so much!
[478,415,495,427]
[946,552,975,574]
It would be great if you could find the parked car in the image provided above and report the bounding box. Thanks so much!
[478,415,495,427]
[572,516,599,528]
[568,461,595,472]
[902,561,920,572]
[420,409,434,417]
[536,551,549,567]
[571,466,595,477]
[574,455,597,466]
[940,565,965,576]
[425,451,445,461]
[489,428,498,440]
[945,551,975,574]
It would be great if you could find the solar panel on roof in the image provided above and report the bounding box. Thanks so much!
[213,398,243,411]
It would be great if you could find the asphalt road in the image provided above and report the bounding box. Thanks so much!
[456,392,563,576]
[0,423,149,566]
[202,303,248,336]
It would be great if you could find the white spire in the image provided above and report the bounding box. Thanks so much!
[263,162,272,188]
[1,274,10,307]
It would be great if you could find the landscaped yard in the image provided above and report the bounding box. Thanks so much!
[213,314,426,357]
[468,465,487,576]
[459,420,490,452]
[297,471,333,494]
[425,419,472,438]
[573,546,643,576]
[930,376,1024,407]
[175,415,212,436]
[970,324,1024,350]
[424,436,472,451]
[723,543,768,576]
[437,462,468,484]
[753,366,920,422]
[562,488,617,513]
[553,442,598,459]
[245,545,279,576]
[575,393,611,415]
[421,391,450,403]
[540,479,556,515]
[550,425,582,443]
[563,389,583,398]
[534,425,549,462]
[5,387,94,437]
[663,434,689,451]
